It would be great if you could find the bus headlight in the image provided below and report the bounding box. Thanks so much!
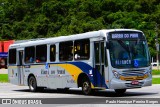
[112,70,120,79]
[145,70,151,75]
[149,68,152,74]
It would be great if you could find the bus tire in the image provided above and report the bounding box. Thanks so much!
[64,88,69,91]
[38,87,45,92]
[82,78,91,95]
[28,76,37,92]
[114,89,126,95]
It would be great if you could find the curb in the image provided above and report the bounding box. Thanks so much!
[152,75,160,78]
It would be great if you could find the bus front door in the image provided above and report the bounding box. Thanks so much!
[18,50,24,85]
[94,41,105,87]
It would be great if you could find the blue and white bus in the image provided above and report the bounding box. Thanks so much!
[8,29,152,95]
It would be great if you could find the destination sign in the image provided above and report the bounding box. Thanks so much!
[108,31,145,40]
[112,33,138,39]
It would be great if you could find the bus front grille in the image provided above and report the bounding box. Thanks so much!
[119,69,148,81]
[120,74,148,81]
[121,69,146,77]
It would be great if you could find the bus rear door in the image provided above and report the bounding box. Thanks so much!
[17,50,24,85]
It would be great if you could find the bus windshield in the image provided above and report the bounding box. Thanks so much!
[109,40,150,68]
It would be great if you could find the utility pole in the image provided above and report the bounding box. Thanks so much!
[155,23,159,70]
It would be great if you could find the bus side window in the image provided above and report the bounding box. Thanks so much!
[59,41,73,61]
[74,39,90,60]
[36,45,47,63]
[25,46,35,64]
[50,45,56,62]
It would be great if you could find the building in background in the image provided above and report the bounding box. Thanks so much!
[0,40,14,69]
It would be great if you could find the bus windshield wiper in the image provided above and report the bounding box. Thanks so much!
[117,40,131,58]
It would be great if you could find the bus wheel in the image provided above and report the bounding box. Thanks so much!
[82,79,91,95]
[64,88,69,92]
[28,76,37,92]
[114,89,126,95]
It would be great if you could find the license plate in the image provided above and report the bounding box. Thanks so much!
[131,80,139,85]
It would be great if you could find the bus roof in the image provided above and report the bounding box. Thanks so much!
[9,29,143,49]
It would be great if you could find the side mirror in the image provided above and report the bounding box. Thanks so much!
[106,42,110,49]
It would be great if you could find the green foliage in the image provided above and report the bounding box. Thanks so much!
[0,0,160,58]
[0,74,8,83]
[152,70,160,75]
[152,78,160,84]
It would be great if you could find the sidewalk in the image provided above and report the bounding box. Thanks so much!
[0,69,8,74]
[152,75,160,78]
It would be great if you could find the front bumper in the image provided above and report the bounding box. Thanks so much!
[110,76,152,89]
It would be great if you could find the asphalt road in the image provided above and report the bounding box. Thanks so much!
[0,83,160,107]
[0,83,159,98]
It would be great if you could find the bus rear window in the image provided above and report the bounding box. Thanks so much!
[9,49,16,64]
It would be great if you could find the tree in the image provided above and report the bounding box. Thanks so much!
[0,0,159,58]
